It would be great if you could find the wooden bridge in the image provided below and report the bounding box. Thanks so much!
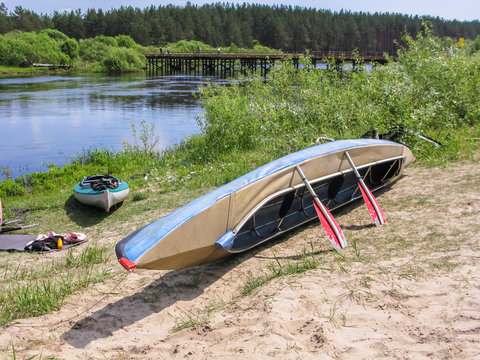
[145,51,391,76]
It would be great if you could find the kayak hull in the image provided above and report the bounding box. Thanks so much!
[73,176,129,212]
[116,139,415,270]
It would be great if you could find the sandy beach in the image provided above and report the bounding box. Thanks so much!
[1,159,480,359]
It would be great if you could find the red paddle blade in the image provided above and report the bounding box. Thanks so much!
[313,201,347,251]
[359,184,386,226]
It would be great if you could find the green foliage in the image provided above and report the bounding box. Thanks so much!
[193,28,480,164]
[123,120,161,156]
[0,178,26,196]
[0,30,71,65]
[115,34,137,48]
[40,28,68,41]
[102,46,145,72]
[94,34,117,47]
[251,43,283,54]
[469,35,480,54]
[77,35,145,72]
[2,3,480,54]
[165,39,213,53]
[228,43,239,53]
[60,38,79,59]
[162,39,281,55]
[78,37,110,61]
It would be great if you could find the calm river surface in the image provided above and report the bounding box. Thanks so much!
[0,73,220,180]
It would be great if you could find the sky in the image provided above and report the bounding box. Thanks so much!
[2,0,480,22]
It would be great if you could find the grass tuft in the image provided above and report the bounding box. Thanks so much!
[241,249,324,296]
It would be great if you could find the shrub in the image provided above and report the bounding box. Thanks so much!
[94,35,117,47]
[60,38,79,59]
[115,35,136,48]
[0,31,70,65]
[40,29,68,42]
[102,47,145,72]
[469,35,480,54]
[166,40,213,53]
[0,179,26,197]
[78,38,111,62]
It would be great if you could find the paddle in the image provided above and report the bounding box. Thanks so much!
[344,151,386,226]
[295,165,347,251]
[1,219,22,226]
[0,223,39,234]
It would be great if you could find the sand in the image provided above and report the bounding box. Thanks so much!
[1,159,480,359]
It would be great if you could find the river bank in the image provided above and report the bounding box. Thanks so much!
[1,154,479,359]
[0,72,207,183]
[0,65,73,76]
[1,30,480,353]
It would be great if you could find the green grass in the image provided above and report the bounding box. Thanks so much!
[170,298,227,333]
[241,248,325,296]
[0,65,55,75]
[171,311,208,332]
[0,244,112,326]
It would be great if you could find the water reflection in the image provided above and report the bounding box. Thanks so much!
[0,73,219,180]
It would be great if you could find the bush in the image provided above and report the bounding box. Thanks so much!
[116,35,136,48]
[165,40,213,53]
[0,179,26,197]
[94,35,117,47]
[40,29,68,42]
[0,30,71,65]
[469,35,480,54]
[60,38,79,59]
[77,36,145,72]
[78,37,110,62]
[103,47,145,72]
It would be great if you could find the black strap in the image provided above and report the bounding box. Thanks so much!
[84,175,119,190]
[24,236,61,252]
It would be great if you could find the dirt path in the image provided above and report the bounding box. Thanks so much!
[1,160,480,359]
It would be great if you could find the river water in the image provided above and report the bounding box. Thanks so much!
[0,73,219,180]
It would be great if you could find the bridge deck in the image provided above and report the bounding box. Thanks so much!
[145,51,391,75]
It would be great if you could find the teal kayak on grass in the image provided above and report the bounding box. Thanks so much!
[73,174,129,212]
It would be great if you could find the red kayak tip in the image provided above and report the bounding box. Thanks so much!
[119,258,137,272]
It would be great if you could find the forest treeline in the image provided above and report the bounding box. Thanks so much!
[1,2,479,53]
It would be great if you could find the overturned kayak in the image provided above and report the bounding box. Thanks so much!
[73,175,129,212]
[116,139,415,271]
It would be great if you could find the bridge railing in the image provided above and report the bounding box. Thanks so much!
[145,50,395,59]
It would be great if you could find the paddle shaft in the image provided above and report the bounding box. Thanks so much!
[345,151,385,225]
[1,219,21,226]
[295,165,345,247]
[0,223,39,234]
